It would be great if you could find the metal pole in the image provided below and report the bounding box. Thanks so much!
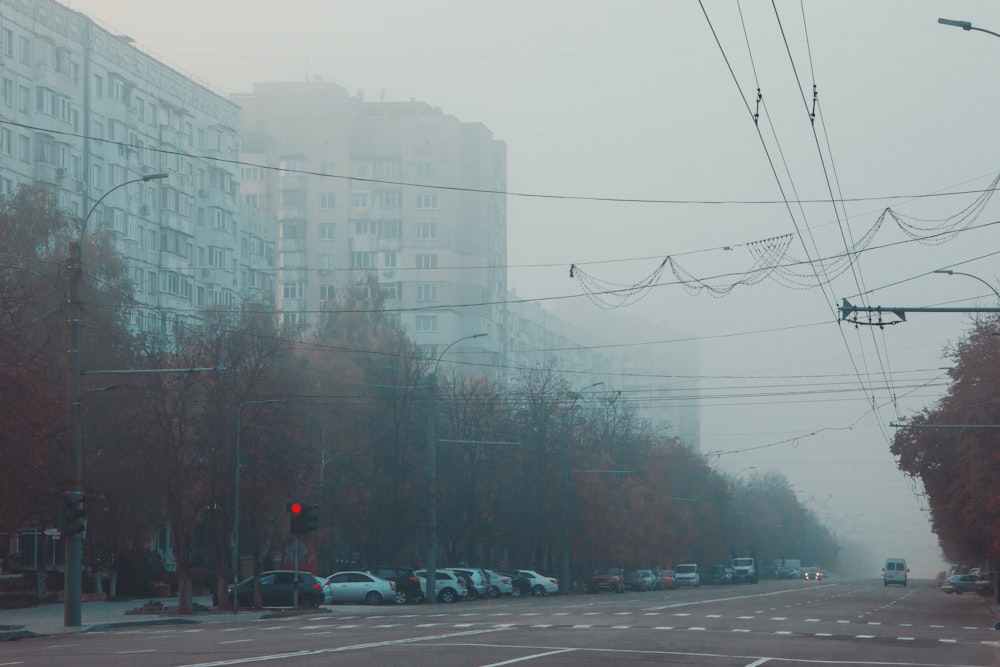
[933,270,1000,301]
[426,333,486,604]
[233,399,283,614]
[65,173,166,628]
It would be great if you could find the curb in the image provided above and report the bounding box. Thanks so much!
[87,617,202,632]
[0,628,33,641]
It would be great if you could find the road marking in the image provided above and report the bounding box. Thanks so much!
[654,626,674,630]
[805,619,819,622]
[673,613,691,617]
[643,612,660,616]
[611,625,630,629]
[738,615,754,619]
[939,639,957,643]
[815,633,832,637]
[867,622,881,625]
[733,628,751,633]
[614,612,632,616]
[930,624,944,628]
[706,614,722,618]
[856,635,875,639]
[118,650,156,654]
[455,623,474,627]
[770,617,787,621]
[745,659,772,667]
[480,648,575,666]
[572,624,592,629]
[218,639,253,644]
[416,623,440,627]
[836,620,850,624]
[530,624,552,628]
[688,627,706,631]
[963,626,978,630]
[897,637,915,641]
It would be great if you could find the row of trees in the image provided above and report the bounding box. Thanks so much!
[0,187,840,612]
[892,317,1000,576]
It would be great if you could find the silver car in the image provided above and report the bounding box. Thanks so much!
[484,569,514,598]
[322,571,395,605]
[448,568,489,600]
[413,568,468,603]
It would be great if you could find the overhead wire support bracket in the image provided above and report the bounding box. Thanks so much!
[840,298,1000,325]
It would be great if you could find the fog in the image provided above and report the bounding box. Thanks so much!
[67,0,1000,577]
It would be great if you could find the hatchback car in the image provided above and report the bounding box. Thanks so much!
[448,568,490,600]
[484,569,514,598]
[413,568,468,603]
[940,573,986,595]
[227,570,325,608]
[659,569,678,590]
[322,571,395,605]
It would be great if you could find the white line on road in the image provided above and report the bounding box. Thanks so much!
[479,648,575,666]
[118,650,156,654]
[745,659,772,667]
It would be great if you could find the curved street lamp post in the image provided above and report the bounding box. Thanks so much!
[425,333,486,603]
[65,173,166,627]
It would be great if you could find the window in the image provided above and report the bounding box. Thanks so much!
[319,285,335,302]
[243,193,259,208]
[149,103,157,126]
[282,282,304,299]
[241,166,262,181]
[378,220,402,238]
[415,315,438,332]
[0,128,10,156]
[320,192,336,209]
[415,162,436,179]
[93,74,103,99]
[351,191,369,209]
[2,79,12,108]
[416,223,437,240]
[351,251,377,269]
[17,85,28,113]
[415,254,438,269]
[17,134,29,163]
[383,252,397,268]
[416,192,438,209]
[17,35,30,65]
[0,28,11,58]
[377,190,400,208]
[319,223,335,240]
[280,222,303,238]
[354,220,374,235]
[416,284,438,302]
[208,246,225,267]
[320,254,335,271]
[382,282,401,300]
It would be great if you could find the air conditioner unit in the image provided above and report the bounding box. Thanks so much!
[75,180,86,193]
[55,167,66,179]
[139,204,149,215]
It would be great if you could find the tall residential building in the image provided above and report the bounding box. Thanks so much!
[0,0,274,339]
[232,80,505,369]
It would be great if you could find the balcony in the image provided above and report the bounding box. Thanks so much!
[278,174,308,191]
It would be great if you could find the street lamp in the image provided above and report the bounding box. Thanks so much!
[938,17,1000,40]
[65,172,167,627]
[233,399,284,614]
[933,269,1000,301]
[426,332,487,603]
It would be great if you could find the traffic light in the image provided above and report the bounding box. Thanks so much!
[287,502,319,535]
[62,491,86,537]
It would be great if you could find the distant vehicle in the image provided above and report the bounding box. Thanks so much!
[227,570,325,608]
[940,573,985,595]
[365,566,423,604]
[588,567,625,594]
[882,558,908,587]
[484,569,514,598]
[773,558,802,579]
[659,569,678,590]
[674,563,700,587]
[517,569,558,596]
[322,571,394,605]
[802,566,823,581]
[623,570,650,591]
[448,568,490,600]
[413,569,467,603]
[705,563,733,585]
[494,569,531,597]
[731,557,758,584]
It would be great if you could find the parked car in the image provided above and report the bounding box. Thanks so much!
[322,571,395,605]
[413,569,467,603]
[365,566,423,604]
[802,566,824,581]
[659,569,678,590]
[705,563,733,585]
[449,568,490,600]
[227,570,325,608]
[484,569,514,598]
[496,569,531,597]
[673,563,700,587]
[588,567,625,593]
[731,557,758,584]
[517,569,558,596]
[940,573,988,595]
[623,570,649,591]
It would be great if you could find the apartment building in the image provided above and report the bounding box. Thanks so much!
[0,0,274,339]
[233,80,504,370]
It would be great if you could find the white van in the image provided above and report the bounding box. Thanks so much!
[674,563,700,587]
[883,558,908,587]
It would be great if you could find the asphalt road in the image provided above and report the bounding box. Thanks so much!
[3,578,998,666]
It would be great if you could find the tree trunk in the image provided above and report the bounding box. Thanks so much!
[176,572,194,614]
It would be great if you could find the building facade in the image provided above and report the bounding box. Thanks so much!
[232,80,504,369]
[0,0,274,340]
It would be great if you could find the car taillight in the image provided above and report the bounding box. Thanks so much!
[501,578,509,584]
[409,576,420,583]
[389,581,396,591]
[312,582,322,591]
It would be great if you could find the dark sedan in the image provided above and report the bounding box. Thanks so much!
[227,570,325,608]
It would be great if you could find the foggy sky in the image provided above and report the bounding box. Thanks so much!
[66,0,1000,576]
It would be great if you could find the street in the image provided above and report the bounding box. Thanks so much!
[2,578,998,666]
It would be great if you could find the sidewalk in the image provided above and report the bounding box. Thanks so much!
[0,596,217,640]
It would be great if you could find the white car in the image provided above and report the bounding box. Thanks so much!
[484,569,514,598]
[673,563,700,587]
[322,571,395,605]
[447,568,489,600]
[516,569,558,596]
[413,569,468,603]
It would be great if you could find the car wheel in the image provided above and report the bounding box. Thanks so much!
[488,586,501,599]
[411,591,425,604]
[531,585,545,597]
[511,586,522,598]
[365,591,383,605]
[956,587,965,595]
[394,589,408,605]
[439,588,457,603]
[299,594,319,609]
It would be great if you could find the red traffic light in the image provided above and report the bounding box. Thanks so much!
[287,502,302,514]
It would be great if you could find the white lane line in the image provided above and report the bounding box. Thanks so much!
[643,612,660,616]
[611,625,630,630]
[654,626,674,630]
[530,624,552,628]
[218,639,253,644]
[963,626,979,630]
[706,614,722,618]
[930,624,945,628]
[939,639,957,643]
[480,648,575,666]
[898,637,915,641]
[689,627,706,631]
[118,650,156,654]
[455,623,475,628]
[770,617,787,621]
[738,615,755,620]
[614,612,632,616]
[745,659,772,667]
[572,624,592,629]
[836,620,850,624]
[867,622,881,626]
[815,633,832,637]
[733,628,751,633]
[805,619,819,622]
[856,635,875,639]
[416,623,440,627]
[775,631,793,635]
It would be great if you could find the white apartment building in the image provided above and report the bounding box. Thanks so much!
[0,0,274,339]
[233,80,505,369]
